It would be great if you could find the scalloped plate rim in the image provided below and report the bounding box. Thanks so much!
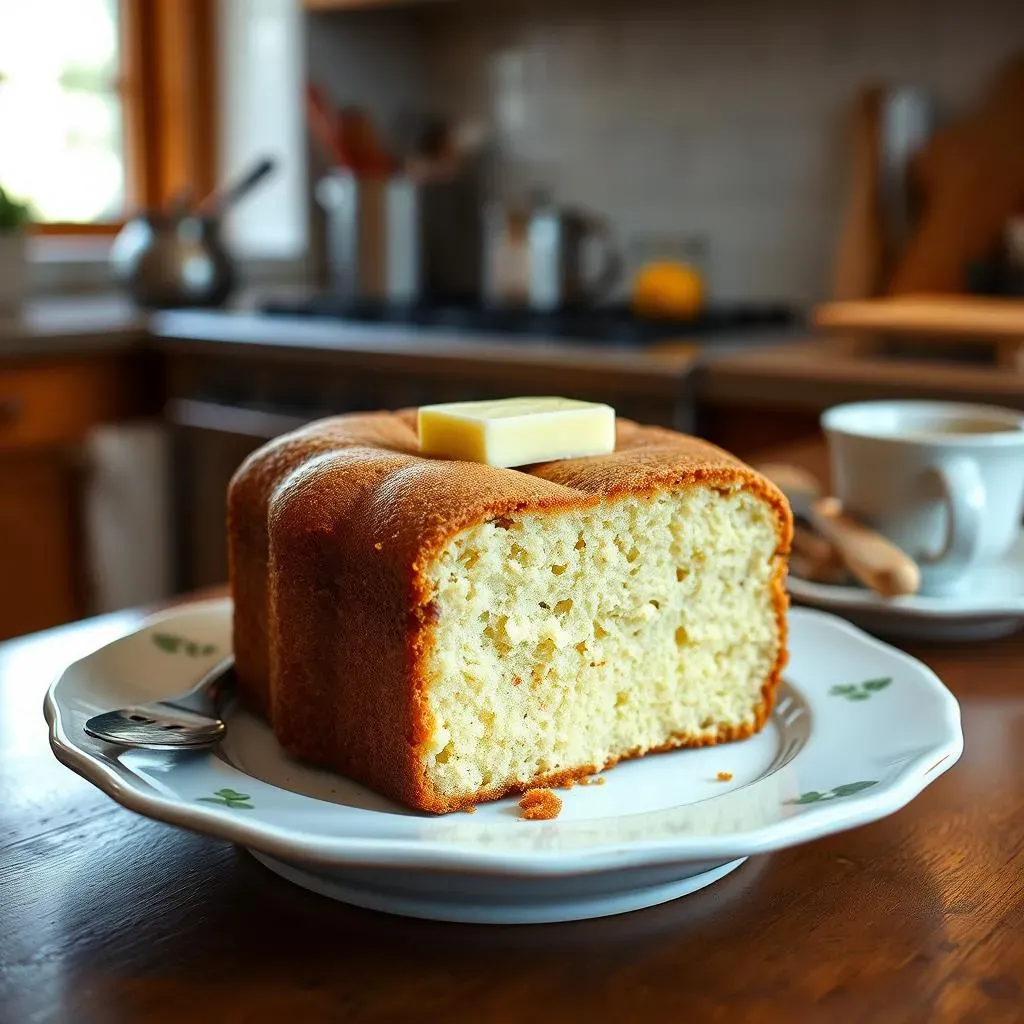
[44,600,963,878]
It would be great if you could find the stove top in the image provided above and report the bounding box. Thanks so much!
[259,295,798,347]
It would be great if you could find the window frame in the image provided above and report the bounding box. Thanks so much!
[31,0,217,237]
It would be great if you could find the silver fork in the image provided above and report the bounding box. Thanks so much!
[84,656,235,749]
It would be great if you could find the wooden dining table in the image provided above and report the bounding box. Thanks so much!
[2,458,1023,1023]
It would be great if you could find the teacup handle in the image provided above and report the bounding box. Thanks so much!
[923,457,986,575]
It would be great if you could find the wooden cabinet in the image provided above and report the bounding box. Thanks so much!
[0,358,149,451]
[0,353,159,640]
[0,451,83,639]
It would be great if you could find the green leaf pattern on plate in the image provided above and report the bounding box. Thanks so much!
[198,788,253,810]
[830,677,892,702]
[152,632,218,658]
[788,781,878,805]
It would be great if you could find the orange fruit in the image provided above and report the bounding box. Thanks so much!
[632,262,705,319]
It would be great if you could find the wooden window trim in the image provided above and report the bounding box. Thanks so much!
[34,222,126,237]
[32,0,217,237]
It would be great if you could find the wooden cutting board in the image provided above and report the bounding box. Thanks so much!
[814,294,1024,369]
[815,295,1024,338]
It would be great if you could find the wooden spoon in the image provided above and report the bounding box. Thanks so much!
[791,524,849,585]
[757,462,921,598]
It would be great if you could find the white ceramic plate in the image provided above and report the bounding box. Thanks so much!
[45,599,962,924]
[789,531,1024,643]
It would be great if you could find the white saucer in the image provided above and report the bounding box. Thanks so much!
[788,532,1024,643]
[45,599,962,924]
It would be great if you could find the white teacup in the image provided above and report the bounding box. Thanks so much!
[821,400,1024,596]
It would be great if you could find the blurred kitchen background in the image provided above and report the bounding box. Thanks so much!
[0,0,1022,639]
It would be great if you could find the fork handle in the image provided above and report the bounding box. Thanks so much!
[162,657,235,716]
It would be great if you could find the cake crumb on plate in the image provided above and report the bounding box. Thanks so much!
[716,771,734,782]
[463,805,477,814]
[519,789,562,820]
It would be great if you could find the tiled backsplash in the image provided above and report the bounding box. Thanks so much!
[312,0,1023,304]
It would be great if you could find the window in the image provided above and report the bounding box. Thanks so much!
[0,0,216,234]
[0,0,123,224]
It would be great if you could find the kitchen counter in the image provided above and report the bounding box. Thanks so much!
[701,334,1024,411]
[694,330,1024,458]
[0,295,145,358]
[150,309,721,396]
[10,296,1024,412]
[14,296,1024,601]
[13,294,1024,440]
[0,296,804,393]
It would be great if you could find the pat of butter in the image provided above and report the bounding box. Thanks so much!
[418,396,615,468]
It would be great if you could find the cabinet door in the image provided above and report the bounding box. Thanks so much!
[0,451,82,640]
[166,400,311,591]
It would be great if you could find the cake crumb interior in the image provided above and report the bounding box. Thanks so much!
[423,487,782,802]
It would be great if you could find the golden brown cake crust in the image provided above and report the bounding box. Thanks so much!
[228,410,792,814]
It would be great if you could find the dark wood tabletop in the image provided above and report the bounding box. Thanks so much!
[3,515,1023,1022]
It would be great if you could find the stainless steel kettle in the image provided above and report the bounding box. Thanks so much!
[111,158,276,309]
[526,204,620,310]
[484,201,620,310]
